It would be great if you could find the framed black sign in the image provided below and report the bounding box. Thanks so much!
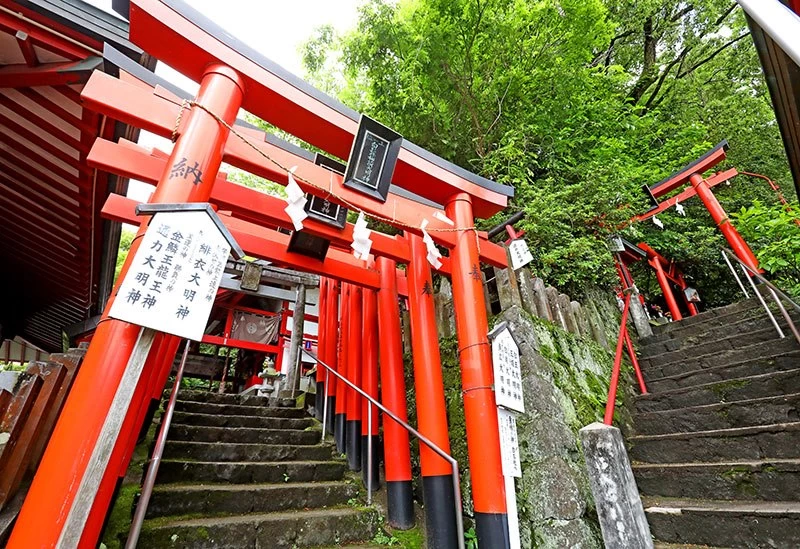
[304,153,348,229]
[343,115,402,202]
[287,230,331,261]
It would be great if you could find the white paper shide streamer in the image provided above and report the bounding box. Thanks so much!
[284,167,308,231]
[421,219,443,270]
[652,215,664,229]
[351,212,373,260]
[675,201,686,216]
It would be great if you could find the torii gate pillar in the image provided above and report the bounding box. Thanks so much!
[9,64,244,548]
[445,193,510,548]
[689,173,760,272]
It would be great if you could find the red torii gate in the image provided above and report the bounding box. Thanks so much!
[635,140,761,273]
[9,2,515,549]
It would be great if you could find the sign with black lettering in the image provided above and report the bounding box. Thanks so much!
[343,115,402,202]
[304,153,348,228]
[109,210,231,340]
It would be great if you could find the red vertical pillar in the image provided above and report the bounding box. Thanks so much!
[315,278,329,421]
[689,173,760,272]
[346,285,363,471]
[334,284,350,453]
[407,233,458,548]
[445,194,509,549]
[377,257,414,529]
[9,64,244,548]
[361,286,380,490]
[324,280,339,435]
[650,258,682,321]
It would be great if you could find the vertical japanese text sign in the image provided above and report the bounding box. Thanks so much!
[110,207,239,341]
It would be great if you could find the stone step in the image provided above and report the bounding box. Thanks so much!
[640,327,788,370]
[176,389,296,408]
[163,440,333,462]
[146,481,358,519]
[641,310,799,356]
[633,459,800,501]
[174,399,307,418]
[644,497,800,549]
[650,299,764,336]
[634,368,800,413]
[168,424,319,445]
[171,410,315,430]
[644,351,800,393]
[632,393,800,436]
[139,507,378,548]
[630,422,800,463]
[156,459,347,485]
[642,339,800,380]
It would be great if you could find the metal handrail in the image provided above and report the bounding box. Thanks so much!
[302,349,466,549]
[126,340,191,549]
[721,249,800,345]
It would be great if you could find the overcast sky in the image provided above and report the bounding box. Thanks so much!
[85,0,363,201]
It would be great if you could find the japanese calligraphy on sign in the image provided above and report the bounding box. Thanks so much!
[497,408,522,477]
[508,239,534,270]
[490,323,525,413]
[109,210,230,340]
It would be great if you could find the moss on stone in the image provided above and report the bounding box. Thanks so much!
[100,484,140,549]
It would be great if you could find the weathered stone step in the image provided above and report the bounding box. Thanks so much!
[630,422,800,463]
[156,459,347,484]
[644,497,800,548]
[139,507,378,548]
[644,351,800,393]
[633,459,800,501]
[642,339,800,381]
[146,481,358,519]
[633,393,800,436]
[169,424,319,445]
[650,299,763,336]
[174,399,307,418]
[176,389,295,408]
[634,368,800,413]
[641,327,789,370]
[171,410,315,430]
[641,310,799,356]
[163,440,333,462]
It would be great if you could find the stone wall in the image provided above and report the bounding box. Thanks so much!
[430,267,621,548]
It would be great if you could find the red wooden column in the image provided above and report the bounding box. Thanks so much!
[334,283,351,453]
[689,173,760,272]
[406,233,458,548]
[316,278,329,421]
[361,286,380,490]
[345,285,364,471]
[324,280,339,435]
[445,193,510,549]
[650,258,683,321]
[9,64,244,548]
[376,257,414,529]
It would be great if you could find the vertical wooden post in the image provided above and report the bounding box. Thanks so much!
[285,284,306,397]
[345,286,363,472]
[361,286,380,490]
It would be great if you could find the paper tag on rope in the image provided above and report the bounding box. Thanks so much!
[433,211,454,226]
[351,212,373,260]
[421,219,443,270]
[675,201,686,216]
[285,167,308,230]
[652,216,664,229]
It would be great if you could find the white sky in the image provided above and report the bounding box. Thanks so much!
[85,0,363,202]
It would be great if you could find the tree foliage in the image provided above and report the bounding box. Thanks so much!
[303,0,798,303]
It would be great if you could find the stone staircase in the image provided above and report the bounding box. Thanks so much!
[629,298,800,548]
[137,390,378,548]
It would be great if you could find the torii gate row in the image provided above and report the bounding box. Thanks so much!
[634,140,761,273]
[613,238,698,322]
[9,1,515,548]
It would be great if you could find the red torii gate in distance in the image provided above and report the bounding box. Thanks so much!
[9,2,515,549]
[634,140,761,273]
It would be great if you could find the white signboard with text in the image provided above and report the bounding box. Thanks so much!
[491,325,525,413]
[109,211,230,340]
[497,407,522,478]
[508,239,534,270]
